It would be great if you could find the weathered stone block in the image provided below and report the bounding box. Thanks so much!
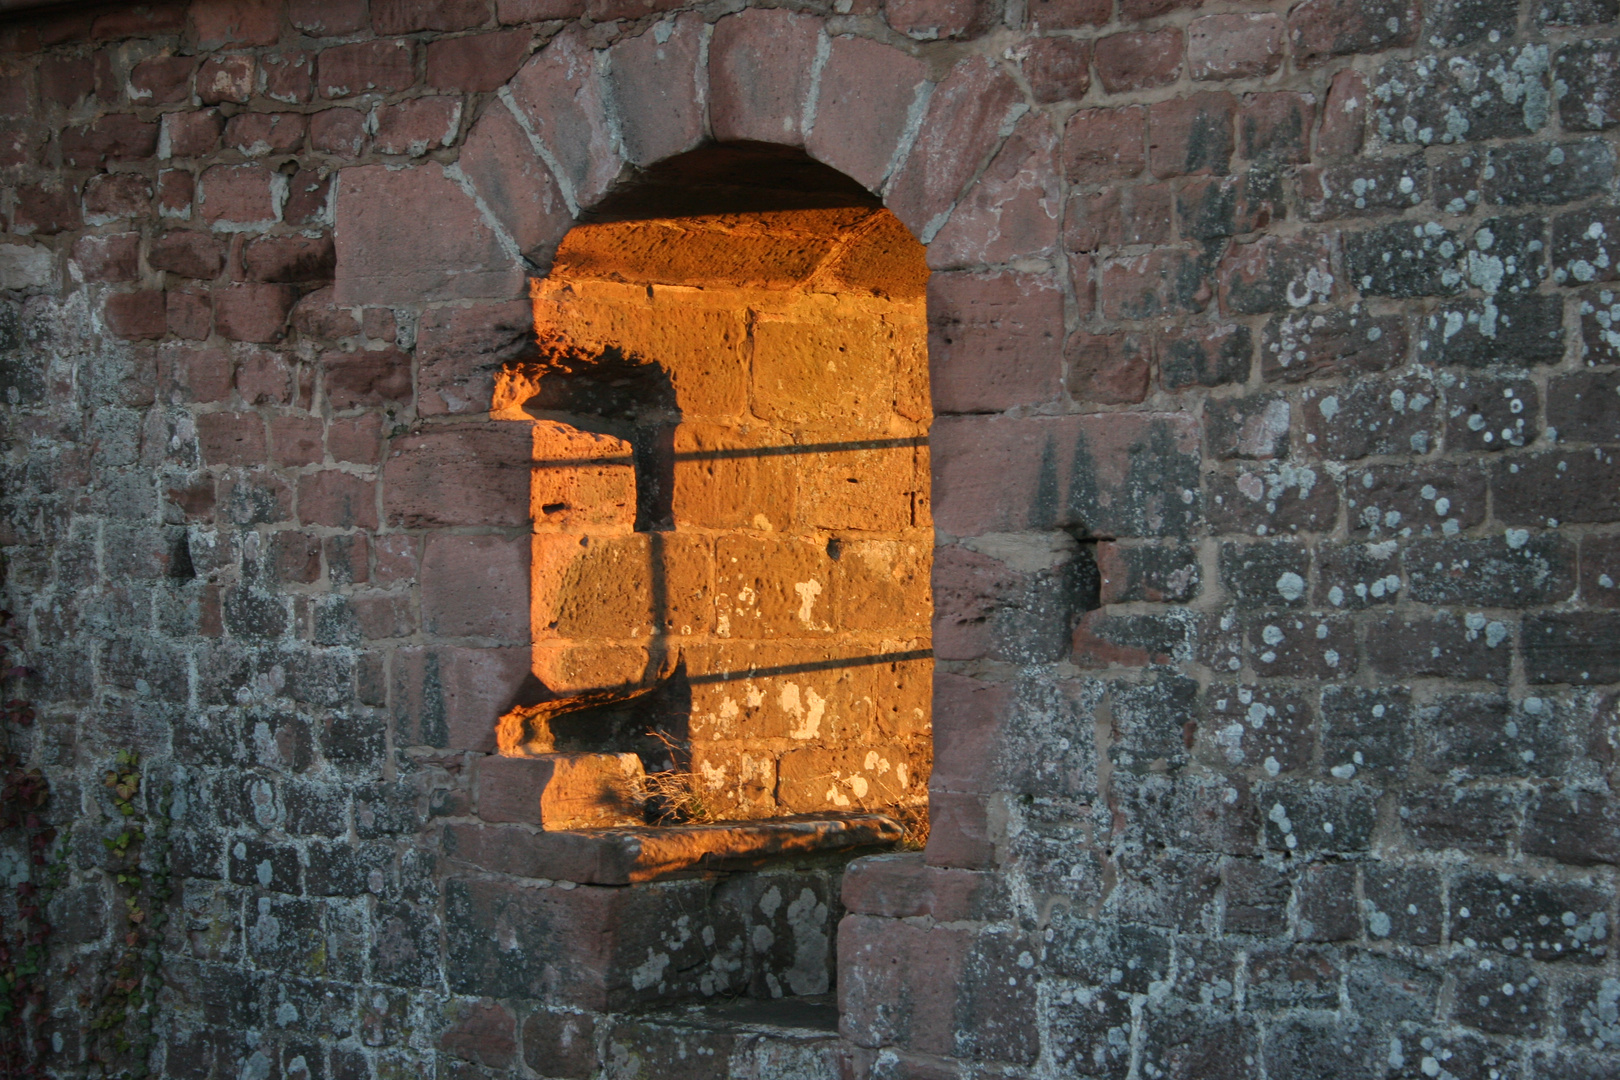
[475,752,644,829]
[333,165,524,305]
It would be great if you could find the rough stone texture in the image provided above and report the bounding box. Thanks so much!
[0,1,1617,1079]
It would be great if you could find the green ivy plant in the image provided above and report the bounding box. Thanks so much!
[85,751,172,1080]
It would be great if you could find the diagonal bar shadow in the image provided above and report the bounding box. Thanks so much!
[526,435,928,471]
[686,648,933,686]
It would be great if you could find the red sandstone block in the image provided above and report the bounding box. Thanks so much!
[607,16,706,169]
[1065,185,1173,250]
[214,282,296,342]
[167,289,213,339]
[923,790,996,868]
[709,9,821,146]
[319,40,416,99]
[888,0,980,38]
[158,345,233,403]
[235,348,295,404]
[1318,68,1368,161]
[1100,249,1211,318]
[270,414,325,467]
[1241,92,1314,164]
[422,533,530,640]
[458,102,570,266]
[929,113,1062,269]
[289,0,369,35]
[887,55,1024,241]
[191,0,282,47]
[1024,37,1091,105]
[260,49,315,104]
[0,73,26,117]
[1217,233,1334,315]
[0,116,41,169]
[840,916,973,1049]
[929,271,1064,414]
[298,471,378,529]
[802,33,930,194]
[586,0,685,19]
[1067,330,1152,405]
[197,411,268,466]
[38,56,94,107]
[91,2,186,38]
[333,165,523,304]
[242,234,335,283]
[374,533,419,583]
[1063,106,1146,184]
[11,184,80,235]
[165,110,225,158]
[198,54,255,105]
[1291,0,1420,65]
[0,75,24,119]
[393,646,529,751]
[323,347,412,408]
[200,164,282,228]
[61,115,158,168]
[362,308,396,342]
[1148,92,1236,179]
[1188,14,1284,80]
[1025,0,1111,25]
[374,0,491,33]
[417,300,536,416]
[291,287,360,339]
[474,753,644,829]
[1095,29,1183,94]
[497,0,584,18]
[150,232,226,279]
[310,108,367,156]
[328,413,385,463]
[158,170,195,219]
[1121,0,1202,18]
[930,672,1011,792]
[505,31,622,211]
[225,112,307,157]
[130,54,195,104]
[426,28,531,92]
[382,423,533,529]
[83,174,153,225]
[440,1000,517,1071]
[327,534,372,586]
[842,853,998,921]
[70,233,139,282]
[372,97,462,156]
[104,291,168,340]
[283,169,331,226]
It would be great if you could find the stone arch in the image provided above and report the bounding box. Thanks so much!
[333,9,1073,865]
[333,9,1058,302]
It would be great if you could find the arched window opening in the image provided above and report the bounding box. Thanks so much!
[484,145,932,887]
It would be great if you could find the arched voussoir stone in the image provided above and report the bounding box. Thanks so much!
[927,111,1063,271]
[458,99,574,271]
[505,28,632,216]
[606,12,709,169]
[884,54,1027,245]
[804,33,933,197]
[707,7,823,148]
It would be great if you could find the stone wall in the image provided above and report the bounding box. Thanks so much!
[0,0,1615,1077]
